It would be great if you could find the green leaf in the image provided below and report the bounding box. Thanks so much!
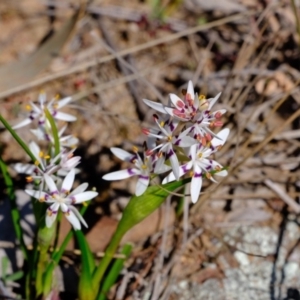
[98,244,132,300]
[0,154,28,261]
[75,230,96,300]
[0,114,36,162]
[44,108,60,157]
[92,179,189,290]
[43,205,89,297]
[4,271,24,282]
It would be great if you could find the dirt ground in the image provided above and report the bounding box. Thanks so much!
[1,0,300,299]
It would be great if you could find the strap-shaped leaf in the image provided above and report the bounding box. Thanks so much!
[92,179,189,291]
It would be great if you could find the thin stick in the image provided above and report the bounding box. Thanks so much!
[0,12,255,99]
[264,179,300,213]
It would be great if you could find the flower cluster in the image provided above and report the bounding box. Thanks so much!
[13,93,98,230]
[103,81,229,203]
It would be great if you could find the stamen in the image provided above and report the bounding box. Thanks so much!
[25,104,31,111]
[26,176,33,182]
[205,172,212,179]
[189,170,194,177]
[34,160,40,166]
[132,146,138,153]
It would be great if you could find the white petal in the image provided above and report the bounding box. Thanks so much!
[12,118,33,129]
[135,177,149,196]
[102,169,139,180]
[169,94,183,108]
[62,169,75,192]
[13,163,36,174]
[175,136,197,147]
[44,173,58,193]
[56,97,72,109]
[29,141,41,160]
[110,147,133,161]
[211,128,230,147]
[71,191,98,204]
[208,92,221,109]
[187,81,195,100]
[191,175,202,203]
[54,111,77,122]
[69,205,88,228]
[25,189,48,201]
[60,203,81,230]
[169,150,180,180]
[45,203,59,227]
[155,163,171,174]
[30,128,46,140]
[142,99,167,114]
[162,163,188,184]
[216,169,228,176]
[61,156,81,169]
[58,124,67,136]
[70,182,88,196]
[38,93,47,105]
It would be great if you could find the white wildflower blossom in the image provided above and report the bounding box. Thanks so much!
[25,169,98,229]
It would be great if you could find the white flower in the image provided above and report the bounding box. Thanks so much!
[31,125,79,149]
[102,147,170,196]
[13,141,81,182]
[163,128,230,203]
[13,93,76,129]
[25,169,98,229]
[142,114,196,180]
[143,81,226,145]
[143,81,198,120]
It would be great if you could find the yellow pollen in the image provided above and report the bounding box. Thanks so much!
[141,164,147,170]
[167,136,172,142]
[197,153,203,158]
[44,155,50,159]
[47,210,53,216]
[206,172,212,179]
[82,202,88,207]
[39,151,44,158]
[189,170,194,177]
[26,176,33,182]
[39,197,45,202]
[53,103,59,109]
[34,160,40,166]
[199,95,206,100]
[25,104,31,111]
[132,146,138,153]
[160,121,165,127]
[55,94,60,100]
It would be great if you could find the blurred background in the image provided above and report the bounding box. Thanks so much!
[1,0,300,299]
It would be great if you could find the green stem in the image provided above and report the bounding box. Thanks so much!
[0,114,36,162]
[44,108,60,157]
[97,244,132,300]
[0,154,28,261]
[92,222,127,290]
